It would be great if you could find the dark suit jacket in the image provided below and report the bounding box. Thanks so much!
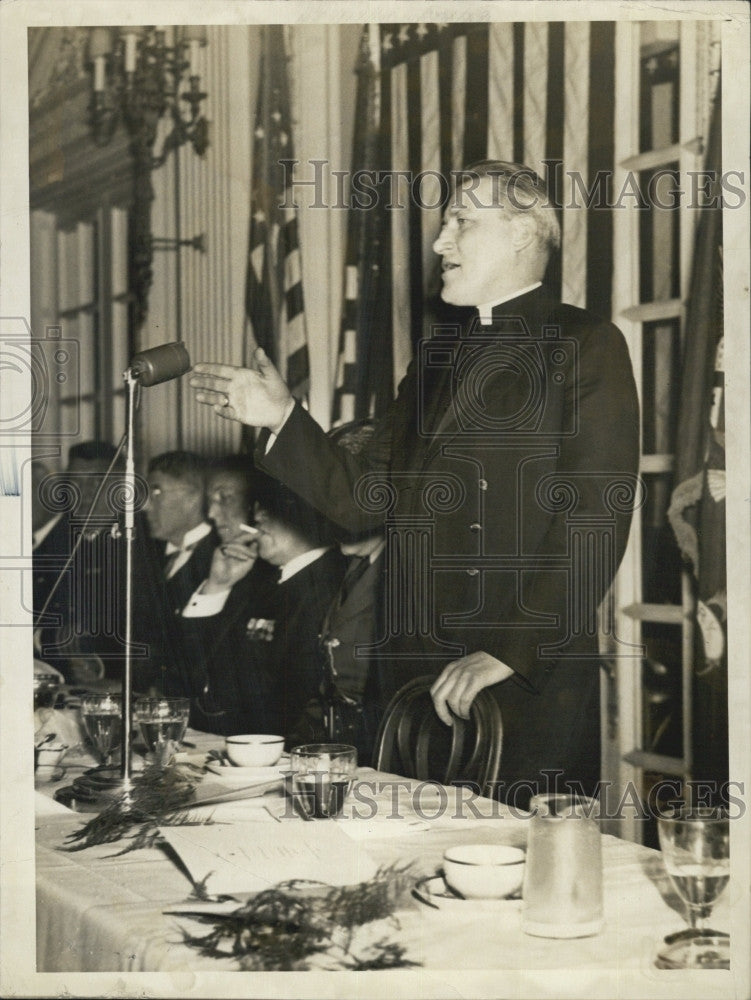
[317,550,385,762]
[321,551,385,702]
[131,522,219,692]
[33,513,128,679]
[172,549,346,740]
[257,285,640,798]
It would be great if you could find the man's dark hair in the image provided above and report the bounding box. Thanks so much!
[147,451,206,493]
[207,454,263,511]
[255,476,338,549]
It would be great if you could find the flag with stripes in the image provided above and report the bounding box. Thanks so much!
[244,25,309,400]
[667,91,726,783]
[332,21,616,417]
[331,26,392,425]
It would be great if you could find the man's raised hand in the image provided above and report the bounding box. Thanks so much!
[190,347,294,433]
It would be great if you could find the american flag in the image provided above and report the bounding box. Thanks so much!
[332,21,617,420]
[331,26,392,425]
[244,25,310,400]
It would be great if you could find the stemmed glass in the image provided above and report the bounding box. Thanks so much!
[134,697,190,766]
[80,692,123,768]
[656,805,730,969]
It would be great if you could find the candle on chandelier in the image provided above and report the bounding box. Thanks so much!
[89,27,111,92]
[183,25,207,76]
[120,27,145,74]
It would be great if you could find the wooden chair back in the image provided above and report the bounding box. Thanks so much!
[373,676,503,798]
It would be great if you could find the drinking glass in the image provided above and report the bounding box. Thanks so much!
[521,793,603,938]
[134,697,190,766]
[289,743,357,819]
[656,806,730,969]
[80,692,122,766]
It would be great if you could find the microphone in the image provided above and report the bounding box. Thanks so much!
[127,342,191,386]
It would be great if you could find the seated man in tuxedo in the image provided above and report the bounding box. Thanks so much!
[178,472,345,741]
[132,450,218,692]
[167,456,277,734]
[32,441,125,682]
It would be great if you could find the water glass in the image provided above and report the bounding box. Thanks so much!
[80,692,123,766]
[522,793,603,938]
[289,743,357,819]
[655,806,730,969]
[134,697,190,766]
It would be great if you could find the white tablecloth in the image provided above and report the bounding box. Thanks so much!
[34,737,736,996]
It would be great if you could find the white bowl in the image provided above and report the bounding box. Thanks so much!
[225,734,285,768]
[443,844,525,899]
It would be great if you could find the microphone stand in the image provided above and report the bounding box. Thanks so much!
[58,371,139,808]
[120,368,137,793]
[53,342,190,810]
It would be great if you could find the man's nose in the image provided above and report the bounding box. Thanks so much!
[432,225,452,254]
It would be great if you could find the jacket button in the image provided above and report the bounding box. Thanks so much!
[478,479,488,491]
[469,522,482,532]
[466,568,479,576]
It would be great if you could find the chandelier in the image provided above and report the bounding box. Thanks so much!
[88,25,209,165]
[86,26,210,330]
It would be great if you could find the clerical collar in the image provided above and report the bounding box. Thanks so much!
[165,520,212,555]
[476,281,542,325]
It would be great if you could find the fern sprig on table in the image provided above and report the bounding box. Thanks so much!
[174,864,419,971]
[62,762,208,854]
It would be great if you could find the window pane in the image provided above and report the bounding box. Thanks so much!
[638,164,681,303]
[641,622,683,757]
[641,471,682,604]
[641,319,681,455]
[639,31,679,153]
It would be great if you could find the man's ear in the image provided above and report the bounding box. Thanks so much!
[510,214,537,253]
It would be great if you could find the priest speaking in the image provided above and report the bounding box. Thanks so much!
[190,160,641,806]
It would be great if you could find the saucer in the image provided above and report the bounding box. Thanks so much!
[205,762,284,784]
[413,873,522,912]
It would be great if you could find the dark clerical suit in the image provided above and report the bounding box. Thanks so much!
[257,285,640,800]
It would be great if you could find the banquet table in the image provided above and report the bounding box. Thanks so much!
[34,730,735,995]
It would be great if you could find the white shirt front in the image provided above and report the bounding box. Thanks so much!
[182,546,330,618]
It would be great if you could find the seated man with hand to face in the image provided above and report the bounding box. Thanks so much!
[177,468,346,741]
[170,456,279,735]
[249,480,347,743]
